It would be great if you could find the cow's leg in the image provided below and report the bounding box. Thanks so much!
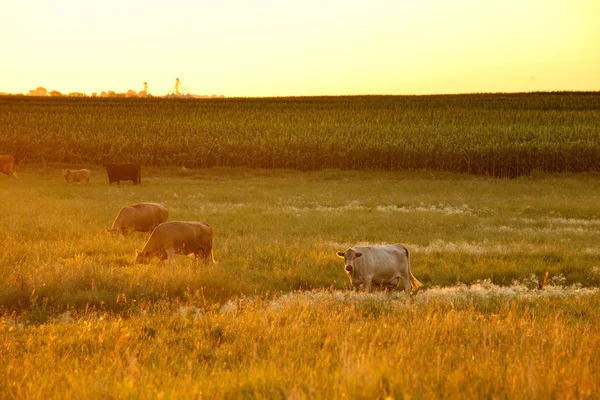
[364,277,372,293]
[195,248,211,265]
[196,247,208,263]
[198,246,214,264]
[384,276,399,291]
[203,245,214,264]
[400,271,411,293]
[166,248,175,265]
[190,248,200,265]
[351,277,363,292]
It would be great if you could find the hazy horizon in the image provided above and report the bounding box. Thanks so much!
[2,0,599,97]
[3,88,600,99]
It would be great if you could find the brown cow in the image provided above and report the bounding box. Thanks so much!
[136,221,215,264]
[0,154,18,178]
[62,169,91,184]
[106,202,169,235]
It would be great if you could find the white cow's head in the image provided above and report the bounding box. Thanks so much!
[336,248,363,273]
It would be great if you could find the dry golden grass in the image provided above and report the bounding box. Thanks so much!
[2,290,599,399]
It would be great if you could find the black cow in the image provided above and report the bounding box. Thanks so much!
[104,163,141,185]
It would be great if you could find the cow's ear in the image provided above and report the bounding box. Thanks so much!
[336,251,345,258]
[355,252,363,258]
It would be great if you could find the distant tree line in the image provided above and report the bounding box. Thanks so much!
[0,87,224,99]
[17,87,148,98]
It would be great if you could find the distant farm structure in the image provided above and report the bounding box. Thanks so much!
[165,78,224,99]
[166,78,189,97]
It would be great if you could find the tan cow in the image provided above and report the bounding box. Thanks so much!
[62,169,91,184]
[136,221,215,264]
[106,202,169,235]
[337,244,422,293]
[0,154,18,178]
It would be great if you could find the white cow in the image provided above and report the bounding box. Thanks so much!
[337,244,422,293]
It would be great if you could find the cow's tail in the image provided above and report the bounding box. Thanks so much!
[405,246,423,290]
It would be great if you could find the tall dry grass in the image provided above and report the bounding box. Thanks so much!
[2,288,599,398]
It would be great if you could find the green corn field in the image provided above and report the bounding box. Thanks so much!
[1,92,599,177]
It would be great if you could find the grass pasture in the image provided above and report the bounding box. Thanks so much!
[2,166,600,398]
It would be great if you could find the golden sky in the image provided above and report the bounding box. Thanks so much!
[1,0,599,97]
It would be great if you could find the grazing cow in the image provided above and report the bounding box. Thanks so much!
[106,202,169,235]
[62,169,91,184]
[0,154,18,178]
[136,221,215,264]
[104,163,141,185]
[336,244,422,293]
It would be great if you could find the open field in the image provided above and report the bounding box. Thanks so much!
[1,92,600,177]
[2,166,600,398]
